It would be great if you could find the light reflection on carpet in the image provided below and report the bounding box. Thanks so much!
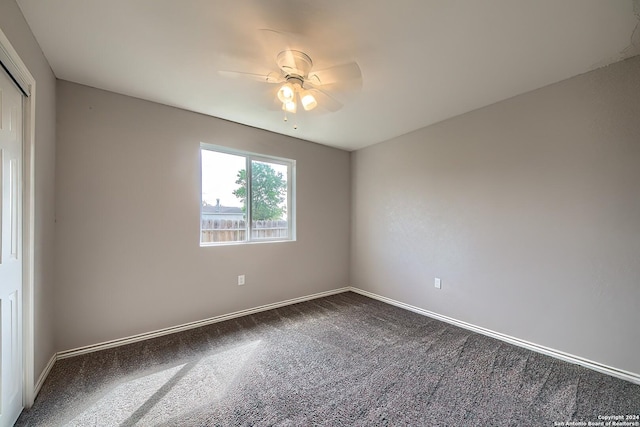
[64,340,261,426]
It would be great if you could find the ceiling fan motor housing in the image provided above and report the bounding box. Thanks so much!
[277,50,313,79]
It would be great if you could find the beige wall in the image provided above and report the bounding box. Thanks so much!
[351,55,640,375]
[55,81,350,351]
[0,1,57,385]
[9,0,638,381]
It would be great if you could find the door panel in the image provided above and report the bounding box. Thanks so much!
[0,66,23,427]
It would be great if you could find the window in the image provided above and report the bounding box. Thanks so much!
[200,144,295,245]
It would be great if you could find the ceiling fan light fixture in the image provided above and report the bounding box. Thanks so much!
[277,83,295,103]
[300,90,318,111]
[283,100,297,113]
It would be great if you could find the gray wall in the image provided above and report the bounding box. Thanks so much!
[0,1,57,384]
[351,55,640,375]
[55,81,350,351]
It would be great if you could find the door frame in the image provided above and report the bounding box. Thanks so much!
[0,27,37,408]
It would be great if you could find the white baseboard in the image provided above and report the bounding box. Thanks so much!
[31,284,639,404]
[29,353,56,407]
[31,287,350,402]
[347,286,640,386]
[57,287,350,360]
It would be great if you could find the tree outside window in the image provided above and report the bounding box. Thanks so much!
[200,145,294,245]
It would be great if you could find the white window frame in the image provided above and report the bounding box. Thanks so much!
[200,143,296,246]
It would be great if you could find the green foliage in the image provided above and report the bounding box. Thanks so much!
[233,162,287,220]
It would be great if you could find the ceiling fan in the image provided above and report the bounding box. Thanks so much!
[219,30,362,122]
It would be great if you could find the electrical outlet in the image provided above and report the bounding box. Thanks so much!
[238,275,245,286]
[434,277,441,289]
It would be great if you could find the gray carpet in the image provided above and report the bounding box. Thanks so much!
[16,292,640,426]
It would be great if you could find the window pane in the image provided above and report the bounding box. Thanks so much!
[250,160,288,240]
[200,144,294,246]
[201,150,246,243]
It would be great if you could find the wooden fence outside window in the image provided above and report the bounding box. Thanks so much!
[201,218,288,243]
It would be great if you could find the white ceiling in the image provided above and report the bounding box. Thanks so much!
[17,0,640,151]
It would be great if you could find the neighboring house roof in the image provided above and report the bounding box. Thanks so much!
[202,200,243,214]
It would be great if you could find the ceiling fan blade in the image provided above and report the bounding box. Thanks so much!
[258,29,295,62]
[309,88,343,113]
[258,29,312,71]
[308,61,362,86]
[218,70,284,84]
[263,86,284,111]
